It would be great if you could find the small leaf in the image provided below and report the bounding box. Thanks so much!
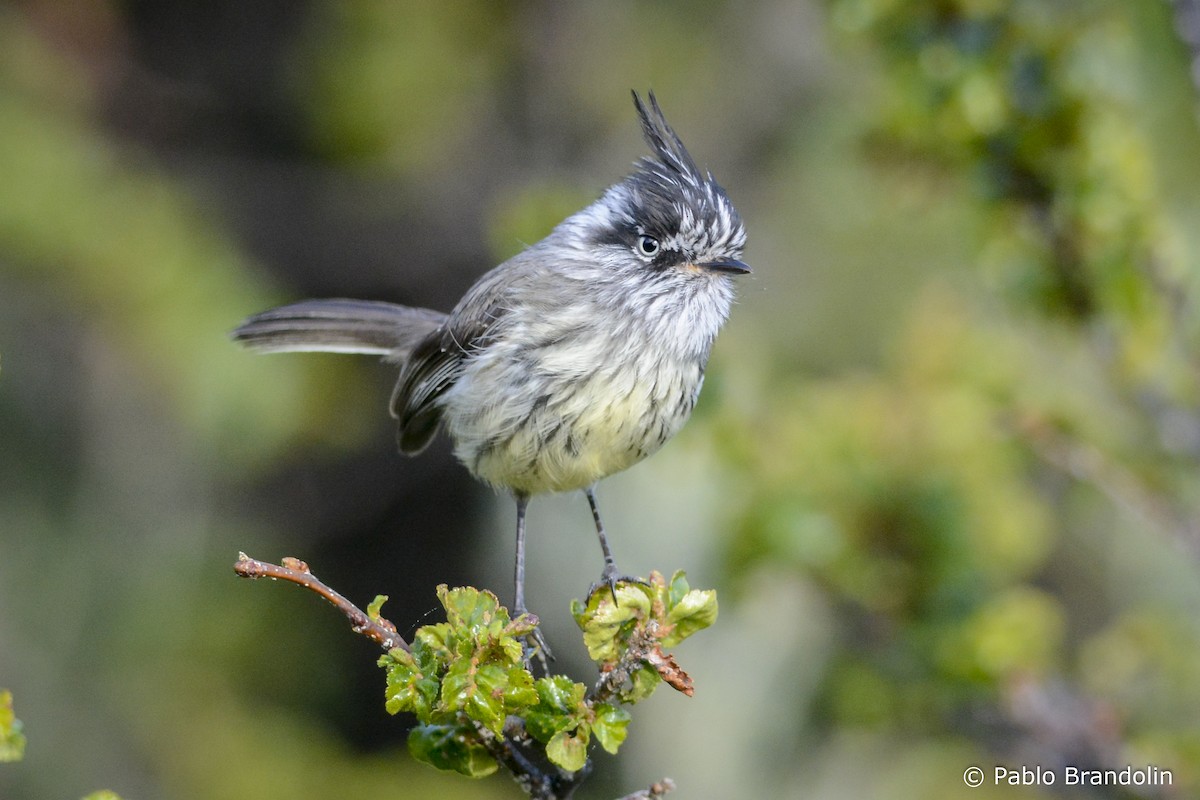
[440,660,474,710]
[441,660,479,709]
[526,675,585,742]
[535,674,585,710]
[502,666,539,711]
[662,588,718,648]
[505,613,539,638]
[495,614,538,666]
[591,704,631,754]
[496,633,524,666]
[81,793,123,800]
[575,584,651,662]
[525,705,572,743]
[623,663,663,704]
[667,570,690,609]
[408,724,498,778]
[366,594,388,621]
[467,664,508,733]
[381,649,437,720]
[440,585,507,634]
[415,623,454,663]
[546,729,588,772]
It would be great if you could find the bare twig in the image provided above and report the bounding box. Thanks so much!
[233,553,409,652]
[482,723,590,800]
[615,778,676,800]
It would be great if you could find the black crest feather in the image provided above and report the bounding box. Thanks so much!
[632,90,704,187]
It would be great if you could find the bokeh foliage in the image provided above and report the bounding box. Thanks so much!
[0,690,25,763]
[718,0,1200,794]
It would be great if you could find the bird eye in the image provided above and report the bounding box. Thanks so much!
[636,235,660,257]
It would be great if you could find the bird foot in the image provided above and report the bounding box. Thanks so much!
[588,566,649,605]
[514,607,554,668]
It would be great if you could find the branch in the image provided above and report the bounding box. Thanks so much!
[233,553,409,652]
[615,779,676,800]
[484,722,588,800]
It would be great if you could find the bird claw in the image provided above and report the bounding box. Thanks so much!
[515,609,554,668]
[589,566,648,605]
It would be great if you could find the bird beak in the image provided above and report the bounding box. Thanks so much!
[696,258,752,275]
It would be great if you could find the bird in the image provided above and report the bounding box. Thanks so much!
[232,91,749,652]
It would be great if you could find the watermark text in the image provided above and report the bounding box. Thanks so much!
[963,764,1172,789]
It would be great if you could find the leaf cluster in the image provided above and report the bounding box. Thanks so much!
[378,573,716,780]
[572,570,718,701]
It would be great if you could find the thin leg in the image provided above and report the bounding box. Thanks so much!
[513,492,530,615]
[512,492,552,663]
[585,485,627,602]
[584,485,619,579]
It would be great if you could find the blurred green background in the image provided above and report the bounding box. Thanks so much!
[3,1,1200,798]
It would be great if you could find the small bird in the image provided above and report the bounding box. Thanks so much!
[233,91,749,649]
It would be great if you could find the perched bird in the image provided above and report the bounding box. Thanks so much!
[233,91,749,648]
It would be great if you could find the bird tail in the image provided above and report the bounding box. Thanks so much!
[231,299,447,361]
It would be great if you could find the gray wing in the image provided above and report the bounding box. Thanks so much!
[389,262,519,455]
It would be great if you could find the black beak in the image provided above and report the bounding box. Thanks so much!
[697,258,752,275]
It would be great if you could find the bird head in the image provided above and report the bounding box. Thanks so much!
[560,91,749,282]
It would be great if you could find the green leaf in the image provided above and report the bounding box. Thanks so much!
[81,793,123,800]
[574,583,652,662]
[381,649,437,720]
[536,674,585,710]
[662,588,718,648]
[502,666,538,710]
[526,675,585,742]
[439,585,508,634]
[0,690,26,762]
[591,704,631,754]
[624,663,663,704]
[494,614,538,666]
[505,613,539,637]
[496,633,524,666]
[469,664,508,733]
[546,728,588,772]
[525,704,574,743]
[407,724,498,778]
[440,660,502,733]
[366,594,388,621]
[415,623,454,663]
[667,570,690,609]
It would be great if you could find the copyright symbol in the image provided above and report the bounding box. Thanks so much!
[963,766,985,788]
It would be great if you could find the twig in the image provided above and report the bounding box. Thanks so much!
[233,553,409,652]
[615,779,676,799]
[483,723,588,800]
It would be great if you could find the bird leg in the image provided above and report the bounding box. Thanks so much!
[584,486,641,601]
[513,493,552,665]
